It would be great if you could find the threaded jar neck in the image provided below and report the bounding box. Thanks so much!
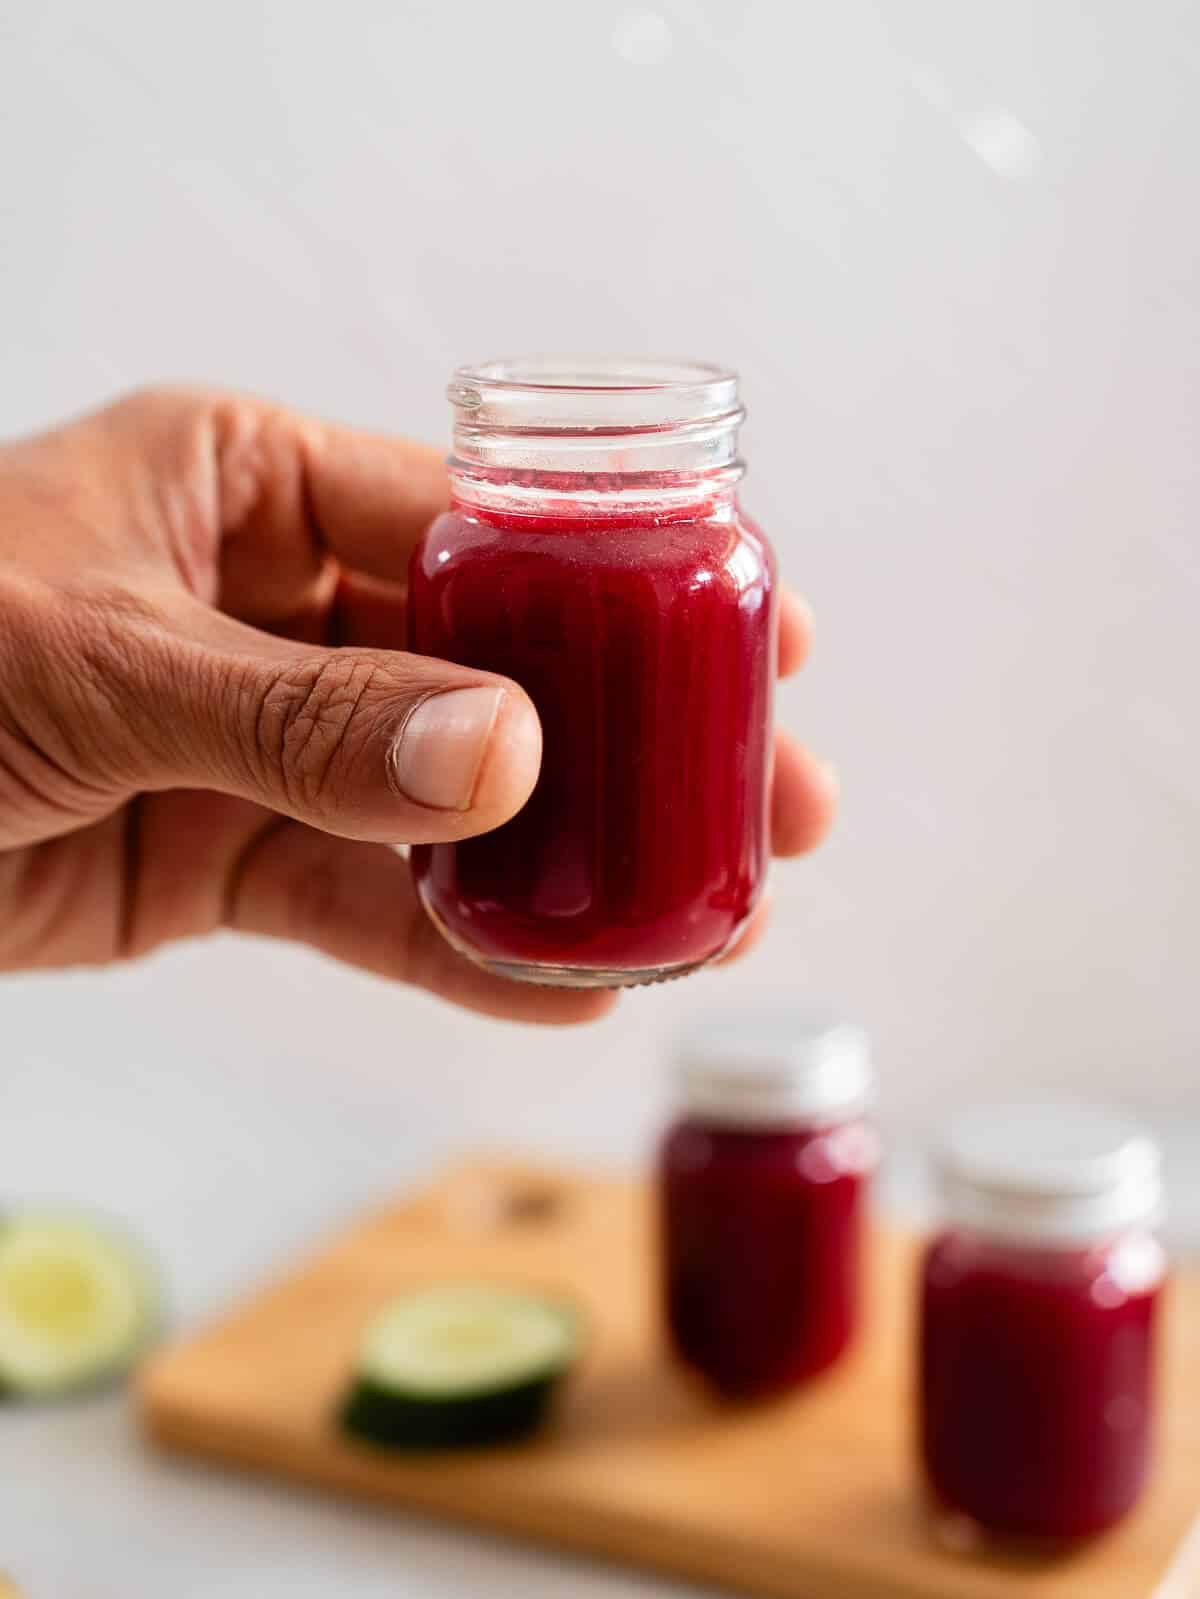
[446,355,745,516]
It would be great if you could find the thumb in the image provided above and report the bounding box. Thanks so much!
[111,610,542,843]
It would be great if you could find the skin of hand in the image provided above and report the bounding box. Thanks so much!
[0,389,837,1024]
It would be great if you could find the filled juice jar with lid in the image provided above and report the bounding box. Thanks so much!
[658,1017,877,1398]
[919,1106,1166,1543]
[408,357,776,989]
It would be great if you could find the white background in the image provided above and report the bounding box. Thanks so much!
[2,2,1198,1594]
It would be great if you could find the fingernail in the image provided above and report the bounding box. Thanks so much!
[389,686,506,811]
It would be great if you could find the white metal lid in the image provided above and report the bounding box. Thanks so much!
[935,1104,1164,1245]
[674,1016,873,1128]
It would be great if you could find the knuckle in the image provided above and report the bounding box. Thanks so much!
[250,654,386,817]
[108,383,175,419]
[212,397,308,536]
[107,383,213,426]
[212,397,267,529]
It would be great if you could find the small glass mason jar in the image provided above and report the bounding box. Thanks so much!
[920,1106,1167,1544]
[408,357,777,989]
[658,1018,877,1399]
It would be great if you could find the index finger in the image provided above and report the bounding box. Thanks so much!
[73,389,447,637]
[94,387,449,591]
[205,391,448,630]
[301,415,450,579]
[214,399,448,630]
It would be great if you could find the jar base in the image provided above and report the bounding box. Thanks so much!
[477,955,710,990]
[417,891,716,988]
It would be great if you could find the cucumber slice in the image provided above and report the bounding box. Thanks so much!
[0,1212,161,1399]
[340,1284,580,1450]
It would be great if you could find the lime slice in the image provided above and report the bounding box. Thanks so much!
[0,1212,161,1398]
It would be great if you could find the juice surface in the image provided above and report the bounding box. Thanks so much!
[409,494,776,976]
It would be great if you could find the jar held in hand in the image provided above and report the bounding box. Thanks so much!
[408,357,776,989]
[920,1105,1166,1544]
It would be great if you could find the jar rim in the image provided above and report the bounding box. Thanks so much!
[447,355,743,453]
[451,354,736,395]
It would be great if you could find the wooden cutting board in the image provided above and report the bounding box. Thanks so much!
[139,1157,1200,1599]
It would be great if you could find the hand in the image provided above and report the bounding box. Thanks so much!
[0,390,836,1022]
